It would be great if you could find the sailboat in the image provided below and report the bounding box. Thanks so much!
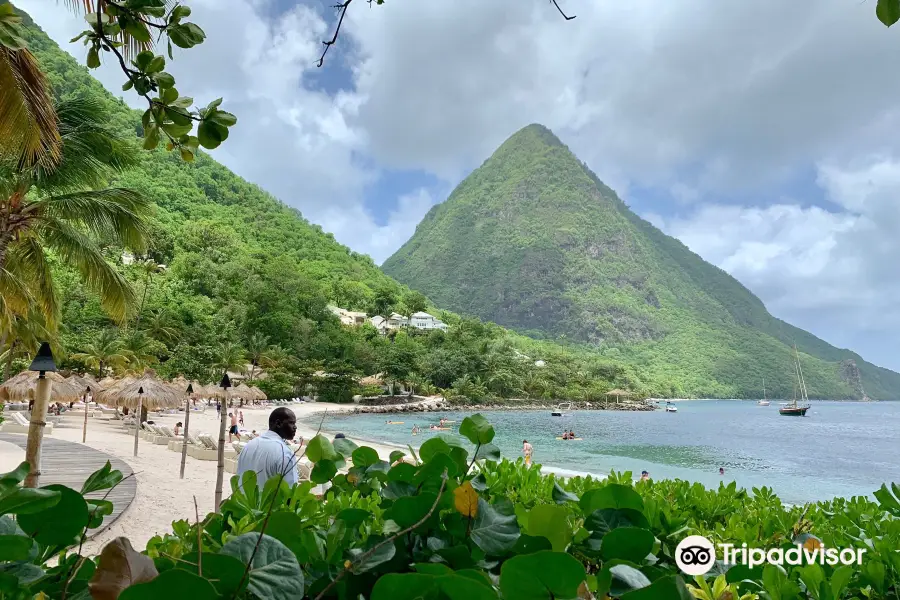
[780,346,811,417]
[758,378,770,406]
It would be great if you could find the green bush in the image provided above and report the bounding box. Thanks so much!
[2,414,898,599]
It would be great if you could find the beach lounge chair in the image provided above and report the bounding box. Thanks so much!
[1,411,54,435]
[154,426,181,445]
[187,434,226,461]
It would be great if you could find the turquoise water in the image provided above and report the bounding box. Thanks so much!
[311,400,900,504]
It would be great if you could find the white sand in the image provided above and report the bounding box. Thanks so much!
[0,401,405,555]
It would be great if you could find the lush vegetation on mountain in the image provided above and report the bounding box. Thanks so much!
[383,124,900,400]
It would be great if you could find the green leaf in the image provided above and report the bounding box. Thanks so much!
[87,46,100,69]
[310,459,337,484]
[620,574,691,599]
[459,413,495,445]
[119,568,218,600]
[0,462,29,490]
[336,508,370,526]
[551,481,579,504]
[86,499,114,528]
[17,485,89,546]
[81,461,123,495]
[877,0,900,26]
[208,110,237,127]
[600,526,655,563]
[605,564,651,597]
[143,124,160,150]
[387,492,437,529]
[0,535,32,561]
[154,71,175,88]
[419,437,452,463]
[134,50,154,71]
[306,434,338,462]
[389,450,406,463]
[122,79,135,91]
[220,533,304,600]
[470,498,520,555]
[371,571,498,600]
[873,482,900,513]
[347,536,396,573]
[512,534,553,555]
[146,55,165,75]
[175,552,246,597]
[499,551,585,600]
[524,505,571,552]
[351,446,379,468]
[584,508,651,550]
[580,483,644,514]
[333,437,358,458]
[0,486,61,517]
[124,19,152,44]
[257,511,306,562]
[473,443,501,462]
[168,22,206,48]
[171,5,192,22]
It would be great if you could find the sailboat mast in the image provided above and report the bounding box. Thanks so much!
[793,345,810,404]
[763,378,766,401]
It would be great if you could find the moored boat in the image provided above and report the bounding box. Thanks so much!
[780,345,811,417]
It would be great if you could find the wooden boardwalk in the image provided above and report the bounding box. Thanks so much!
[0,433,136,538]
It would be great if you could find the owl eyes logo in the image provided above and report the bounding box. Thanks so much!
[675,535,716,575]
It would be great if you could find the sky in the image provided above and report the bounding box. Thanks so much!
[18,0,900,371]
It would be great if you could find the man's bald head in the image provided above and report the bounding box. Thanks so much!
[269,407,297,440]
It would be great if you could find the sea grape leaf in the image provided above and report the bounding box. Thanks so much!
[306,435,338,462]
[580,484,644,515]
[89,538,159,600]
[454,480,479,518]
[499,550,585,600]
[347,535,396,573]
[600,527,655,563]
[0,486,60,517]
[351,446,379,468]
[470,498,519,555]
[551,481,579,504]
[0,535,32,561]
[524,505,571,552]
[118,568,218,600]
[81,461,123,495]
[419,437,452,463]
[17,484,88,546]
[176,552,247,597]
[333,437,358,458]
[220,533,304,600]
[605,564,651,597]
[619,574,692,599]
[459,413,495,445]
[877,0,900,27]
[387,492,438,529]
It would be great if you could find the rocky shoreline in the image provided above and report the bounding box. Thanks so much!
[343,399,657,415]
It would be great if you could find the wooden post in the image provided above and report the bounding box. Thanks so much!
[179,397,191,479]
[24,375,51,488]
[214,404,227,510]
[81,392,89,443]
[133,395,142,457]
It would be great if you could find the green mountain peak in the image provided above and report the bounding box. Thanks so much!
[384,125,900,399]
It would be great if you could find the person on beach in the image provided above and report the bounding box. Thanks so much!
[640,470,650,481]
[239,410,245,427]
[237,407,299,490]
[174,422,182,437]
[216,401,221,417]
[522,440,533,466]
[719,467,725,476]
[228,412,239,442]
[411,424,420,435]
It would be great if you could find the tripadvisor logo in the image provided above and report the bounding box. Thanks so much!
[675,535,866,576]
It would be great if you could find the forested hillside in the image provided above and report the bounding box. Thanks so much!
[383,124,900,400]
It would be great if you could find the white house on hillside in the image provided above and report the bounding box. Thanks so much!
[410,311,448,331]
[370,313,409,333]
[328,305,368,326]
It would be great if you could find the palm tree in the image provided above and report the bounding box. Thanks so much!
[144,309,179,344]
[121,330,158,371]
[0,310,54,380]
[0,14,61,170]
[71,328,129,378]
[133,259,165,327]
[0,96,151,326]
[244,332,274,382]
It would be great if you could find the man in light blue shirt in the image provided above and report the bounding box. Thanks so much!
[237,407,299,489]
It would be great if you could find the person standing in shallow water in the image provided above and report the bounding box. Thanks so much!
[522,439,533,466]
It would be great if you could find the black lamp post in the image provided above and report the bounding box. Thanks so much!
[133,385,145,457]
[214,372,232,511]
[24,342,56,488]
[180,382,194,479]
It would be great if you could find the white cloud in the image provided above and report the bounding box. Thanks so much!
[653,158,900,367]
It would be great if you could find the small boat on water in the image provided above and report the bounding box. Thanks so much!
[665,402,677,413]
[551,402,571,417]
[758,379,770,405]
[780,345,811,417]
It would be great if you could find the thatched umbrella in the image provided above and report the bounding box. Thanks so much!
[605,388,631,406]
[114,370,182,457]
[359,373,384,386]
[231,382,257,407]
[66,373,104,443]
[249,385,267,401]
[0,370,83,403]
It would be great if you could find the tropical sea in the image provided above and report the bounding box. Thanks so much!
[311,400,900,504]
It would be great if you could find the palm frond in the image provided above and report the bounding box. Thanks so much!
[31,188,151,252]
[5,237,59,326]
[32,96,141,191]
[37,218,135,322]
[0,47,61,170]
[0,264,33,321]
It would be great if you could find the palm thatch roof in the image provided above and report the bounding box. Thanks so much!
[0,371,84,402]
[605,389,632,396]
[67,373,103,393]
[249,385,267,400]
[95,376,136,405]
[113,370,183,409]
[359,373,384,386]
[231,382,258,400]
[203,382,231,400]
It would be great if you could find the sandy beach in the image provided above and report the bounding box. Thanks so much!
[0,401,401,554]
